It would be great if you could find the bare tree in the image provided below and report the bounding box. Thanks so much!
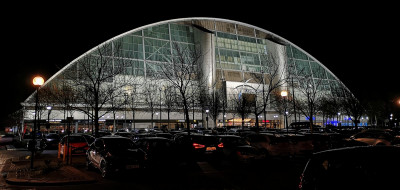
[142,78,160,129]
[270,90,294,128]
[157,42,204,135]
[125,83,141,132]
[65,40,130,137]
[293,72,325,133]
[40,82,76,133]
[250,54,286,129]
[231,92,253,129]
[163,84,177,130]
[205,87,224,129]
[339,85,365,131]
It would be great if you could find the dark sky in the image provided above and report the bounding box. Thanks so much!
[1,3,399,126]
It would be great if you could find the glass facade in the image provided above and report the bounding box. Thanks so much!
[286,44,340,94]
[26,18,347,120]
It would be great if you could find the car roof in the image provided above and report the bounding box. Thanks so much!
[312,146,400,158]
[136,137,170,140]
[100,135,130,139]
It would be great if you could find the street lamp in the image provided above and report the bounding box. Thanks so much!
[337,112,341,127]
[31,76,44,169]
[281,90,288,133]
[206,109,209,129]
[124,93,127,130]
[46,106,52,132]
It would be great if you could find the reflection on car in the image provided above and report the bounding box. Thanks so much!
[346,128,395,146]
[299,146,400,190]
[174,134,223,161]
[218,135,266,163]
[114,132,134,140]
[86,136,147,178]
[22,133,46,151]
[44,133,61,149]
[134,137,176,168]
[245,133,313,158]
[0,134,18,145]
[58,135,89,156]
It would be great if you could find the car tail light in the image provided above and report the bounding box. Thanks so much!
[298,174,304,189]
[193,143,205,149]
[218,143,224,148]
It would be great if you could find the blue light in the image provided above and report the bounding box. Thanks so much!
[305,116,315,121]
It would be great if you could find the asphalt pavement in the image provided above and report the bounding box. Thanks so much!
[0,146,96,188]
[1,145,308,190]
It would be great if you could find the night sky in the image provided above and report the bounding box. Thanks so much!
[1,3,399,127]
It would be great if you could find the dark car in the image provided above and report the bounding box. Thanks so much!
[0,134,18,145]
[86,136,147,178]
[345,128,395,146]
[134,137,176,168]
[218,135,266,163]
[290,121,321,131]
[114,132,134,140]
[245,133,313,158]
[174,134,223,161]
[81,134,96,145]
[22,133,47,151]
[44,133,61,149]
[299,146,400,190]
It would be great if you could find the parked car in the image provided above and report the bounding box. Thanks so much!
[22,133,46,151]
[58,134,89,156]
[174,134,224,161]
[154,132,174,140]
[299,146,400,190]
[245,133,313,158]
[44,133,61,149]
[290,121,322,131]
[86,136,147,178]
[134,137,176,168]
[0,134,18,145]
[345,128,395,146]
[114,132,134,140]
[80,134,96,145]
[217,135,266,163]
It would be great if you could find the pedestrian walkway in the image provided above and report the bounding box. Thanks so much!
[0,149,96,186]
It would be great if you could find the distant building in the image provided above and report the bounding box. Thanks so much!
[21,18,352,133]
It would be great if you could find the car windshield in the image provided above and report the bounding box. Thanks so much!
[23,134,42,139]
[305,148,400,189]
[45,134,60,139]
[67,136,87,143]
[222,137,248,146]
[191,136,219,145]
[104,138,137,150]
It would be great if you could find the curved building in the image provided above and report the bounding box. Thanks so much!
[21,17,349,133]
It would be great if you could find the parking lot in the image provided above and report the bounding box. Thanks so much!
[1,127,399,189]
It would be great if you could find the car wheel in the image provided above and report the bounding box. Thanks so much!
[100,161,109,178]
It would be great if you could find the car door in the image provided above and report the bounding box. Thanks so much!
[91,139,104,166]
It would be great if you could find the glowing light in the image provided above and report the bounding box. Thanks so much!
[281,90,288,97]
[32,76,44,86]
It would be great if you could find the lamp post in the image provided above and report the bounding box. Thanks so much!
[31,76,44,169]
[337,112,341,127]
[281,90,288,133]
[206,109,209,129]
[124,93,127,130]
[46,106,52,133]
